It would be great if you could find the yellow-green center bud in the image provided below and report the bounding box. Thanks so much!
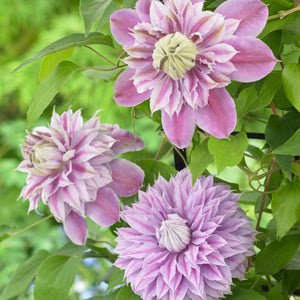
[152,32,197,80]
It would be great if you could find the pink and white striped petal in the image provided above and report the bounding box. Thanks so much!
[110,9,140,48]
[114,68,151,106]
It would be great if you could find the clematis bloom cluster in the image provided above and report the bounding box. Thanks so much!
[110,0,277,148]
[17,109,145,245]
[115,169,256,299]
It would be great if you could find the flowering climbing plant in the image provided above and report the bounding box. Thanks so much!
[1,0,300,299]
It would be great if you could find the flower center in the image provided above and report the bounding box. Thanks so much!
[30,142,62,176]
[152,32,197,80]
[158,213,191,253]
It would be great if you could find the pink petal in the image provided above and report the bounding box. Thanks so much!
[150,76,173,113]
[114,68,151,107]
[215,0,268,37]
[85,187,120,227]
[108,158,144,197]
[110,9,140,48]
[110,128,145,156]
[226,36,276,82]
[136,0,151,23]
[195,87,236,138]
[63,211,87,245]
[161,105,195,149]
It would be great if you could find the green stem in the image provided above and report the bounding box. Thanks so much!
[84,45,116,66]
[268,5,300,20]
[155,135,167,160]
[10,215,53,238]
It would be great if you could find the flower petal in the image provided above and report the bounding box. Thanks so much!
[63,211,87,245]
[86,187,120,227]
[195,87,236,138]
[215,0,268,37]
[110,9,140,48]
[226,36,276,82]
[136,0,151,23]
[162,105,195,149]
[108,158,144,197]
[114,68,151,107]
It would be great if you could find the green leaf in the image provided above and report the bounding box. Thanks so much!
[96,1,120,30]
[83,65,123,82]
[115,285,141,300]
[189,138,214,183]
[0,250,50,300]
[259,13,296,39]
[80,0,113,34]
[236,86,258,121]
[34,255,79,300]
[282,270,300,294]
[272,178,300,239]
[265,112,300,178]
[14,32,113,72]
[54,242,87,256]
[255,234,300,275]
[27,61,79,127]
[282,63,300,112]
[137,159,177,187]
[208,132,248,173]
[273,128,300,155]
[39,48,74,82]
[107,267,125,291]
[225,287,268,300]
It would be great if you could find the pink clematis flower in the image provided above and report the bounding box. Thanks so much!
[115,169,257,299]
[17,109,145,245]
[110,0,276,148]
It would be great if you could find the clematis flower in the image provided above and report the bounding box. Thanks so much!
[115,169,256,299]
[17,109,145,245]
[110,0,276,148]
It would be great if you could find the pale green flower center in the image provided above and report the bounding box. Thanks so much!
[152,32,197,80]
[158,213,191,253]
[30,142,62,175]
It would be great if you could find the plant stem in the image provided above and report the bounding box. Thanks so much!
[256,166,273,230]
[268,5,300,20]
[155,135,167,160]
[84,45,117,66]
[10,215,53,238]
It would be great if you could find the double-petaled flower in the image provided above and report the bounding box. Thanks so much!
[110,0,276,148]
[17,109,145,245]
[115,169,256,299]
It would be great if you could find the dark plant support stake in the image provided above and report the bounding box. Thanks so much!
[173,148,187,171]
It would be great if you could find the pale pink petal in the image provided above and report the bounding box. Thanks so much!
[114,68,151,107]
[63,211,87,245]
[202,43,237,63]
[195,88,236,138]
[110,9,140,48]
[225,36,277,82]
[215,0,268,37]
[108,158,144,197]
[150,1,171,33]
[162,105,195,149]
[110,128,145,156]
[136,0,152,23]
[86,187,120,226]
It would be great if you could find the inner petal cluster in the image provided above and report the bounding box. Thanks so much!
[157,213,191,252]
[152,32,197,80]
